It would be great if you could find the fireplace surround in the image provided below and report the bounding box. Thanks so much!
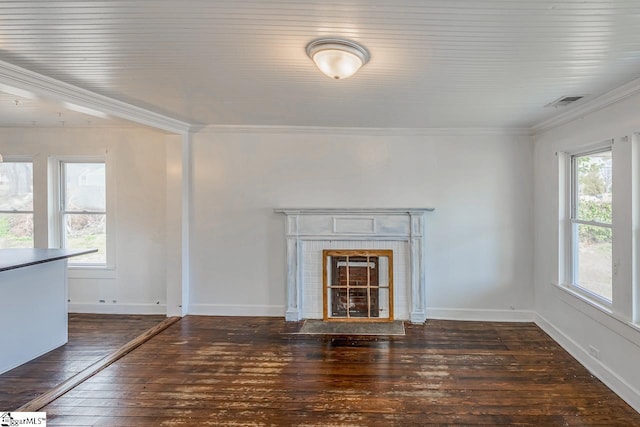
[275,208,434,324]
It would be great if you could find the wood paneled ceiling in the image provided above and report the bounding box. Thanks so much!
[1,0,639,130]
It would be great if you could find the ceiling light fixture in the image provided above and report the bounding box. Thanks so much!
[306,38,370,80]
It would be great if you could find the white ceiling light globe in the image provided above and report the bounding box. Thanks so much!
[306,39,370,80]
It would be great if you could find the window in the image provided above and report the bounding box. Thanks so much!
[570,148,613,302]
[59,161,107,265]
[0,160,34,248]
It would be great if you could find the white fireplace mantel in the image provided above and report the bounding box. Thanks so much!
[275,208,434,324]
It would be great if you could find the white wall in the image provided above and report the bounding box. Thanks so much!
[189,129,534,319]
[0,127,169,314]
[3,100,639,410]
[533,91,640,411]
[1,125,535,320]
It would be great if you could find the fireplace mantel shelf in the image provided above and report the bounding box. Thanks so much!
[275,208,435,215]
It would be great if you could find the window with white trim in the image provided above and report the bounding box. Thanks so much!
[570,148,613,302]
[59,160,107,265]
[0,160,33,248]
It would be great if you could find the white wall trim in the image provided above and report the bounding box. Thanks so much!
[180,132,192,316]
[189,304,285,317]
[536,313,640,413]
[427,308,536,322]
[198,124,532,137]
[0,59,191,134]
[69,303,167,315]
[532,76,640,135]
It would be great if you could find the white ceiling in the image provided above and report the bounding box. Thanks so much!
[1,0,640,130]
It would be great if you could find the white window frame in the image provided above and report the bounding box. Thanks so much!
[0,156,34,248]
[558,140,614,310]
[569,146,613,306]
[557,135,640,337]
[633,132,640,325]
[48,155,116,278]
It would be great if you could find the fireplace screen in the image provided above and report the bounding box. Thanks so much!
[323,250,393,321]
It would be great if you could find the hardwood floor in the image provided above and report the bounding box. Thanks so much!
[28,317,640,426]
[0,313,165,411]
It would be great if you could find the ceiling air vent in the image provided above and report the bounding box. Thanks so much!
[545,95,585,108]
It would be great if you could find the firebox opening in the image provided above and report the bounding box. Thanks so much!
[323,249,393,322]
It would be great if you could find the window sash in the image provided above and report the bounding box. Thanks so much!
[59,160,107,266]
[569,147,613,303]
[60,161,106,213]
[0,160,34,213]
[570,222,613,304]
[0,159,35,248]
[570,148,612,225]
[0,212,34,248]
[61,212,107,265]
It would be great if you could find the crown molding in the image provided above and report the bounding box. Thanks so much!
[198,124,532,137]
[532,76,640,135]
[0,60,192,134]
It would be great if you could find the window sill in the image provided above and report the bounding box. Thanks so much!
[68,266,116,280]
[552,283,640,345]
[556,282,612,311]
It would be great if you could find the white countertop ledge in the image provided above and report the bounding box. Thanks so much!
[0,248,98,272]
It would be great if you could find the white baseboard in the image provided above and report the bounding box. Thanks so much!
[188,304,285,317]
[536,313,640,413]
[426,308,536,322]
[68,303,167,315]
[185,306,534,322]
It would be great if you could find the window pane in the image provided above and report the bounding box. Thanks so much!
[575,223,612,301]
[329,288,347,318]
[0,162,33,211]
[0,213,34,248]
[64,213,106,264]
[378,288,390,319]
[347,288,369,317]
[575,151,612,223]
[348,256,370,286]
[64,163,105,211]
[378,256,390,287]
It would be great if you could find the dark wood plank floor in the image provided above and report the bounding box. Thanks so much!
[0,313,165,411]
[35,317,640,426]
